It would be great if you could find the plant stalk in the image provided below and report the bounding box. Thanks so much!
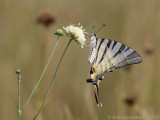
[18,74,21,120]
[33,38,72,120]
[21,36,60,112]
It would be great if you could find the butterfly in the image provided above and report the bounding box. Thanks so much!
[86,31,142,107]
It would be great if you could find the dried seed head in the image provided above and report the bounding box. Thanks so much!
[36,10,56,27]
[144,43,154,55]
[123,94,136,106]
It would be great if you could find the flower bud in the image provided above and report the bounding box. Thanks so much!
[54,29,64,36]
[16,69,21,74]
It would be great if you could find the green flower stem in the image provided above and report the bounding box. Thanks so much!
[18,73,21,120]
[21,36,60,112]
[33,38,72,120]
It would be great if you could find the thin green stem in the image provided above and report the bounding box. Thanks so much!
[33,38,72,120]
[18,73,21,120]
[21,36,60,112]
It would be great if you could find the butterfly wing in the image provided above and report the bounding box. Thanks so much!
[88,36,142,107]
[88,36,98,65]
[113,45,142,69]
[92,39,142,75]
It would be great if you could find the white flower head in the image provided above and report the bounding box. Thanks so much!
[63,23,86,48]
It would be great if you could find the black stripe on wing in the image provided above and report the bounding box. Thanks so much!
[95,39,105,62]
[112,41,117,50]
[113,44,126,57]
[114,48,142,69]
[124,46,130,52]
[107,39,112,48]
[98,39,112,65]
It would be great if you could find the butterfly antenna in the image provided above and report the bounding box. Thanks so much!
[96,24,106,34]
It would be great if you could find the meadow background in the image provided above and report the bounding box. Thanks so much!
[0,0,160,120]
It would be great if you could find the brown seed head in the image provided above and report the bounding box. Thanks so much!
[36,10,56,27]
[123,94,136,106]
[144,44,154,55]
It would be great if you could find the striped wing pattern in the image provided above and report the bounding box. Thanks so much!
[89,37,142,76]
[88,35,142,107]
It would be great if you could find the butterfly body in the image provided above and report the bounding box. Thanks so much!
[87,34,142,107]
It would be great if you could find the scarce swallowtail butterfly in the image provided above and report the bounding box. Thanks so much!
[86,32,142,107]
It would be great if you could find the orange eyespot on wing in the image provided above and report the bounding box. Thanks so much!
[92,67,97,73]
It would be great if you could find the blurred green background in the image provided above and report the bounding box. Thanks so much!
[0,0,160,120]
